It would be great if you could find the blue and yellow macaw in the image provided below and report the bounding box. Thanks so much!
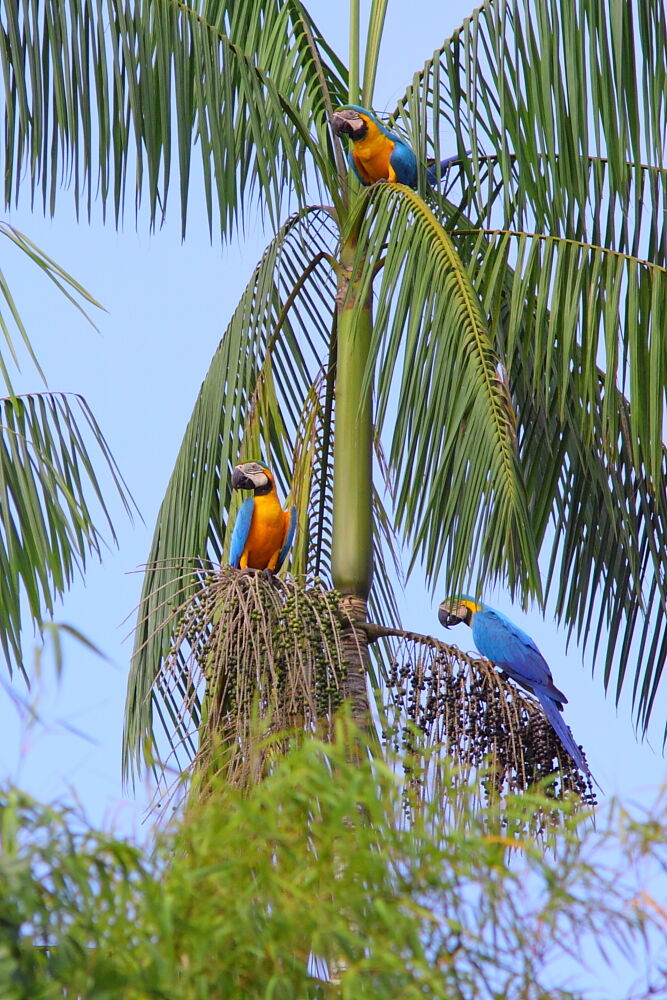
[229,461,296,573]
[331,105,462,188]
[438,596,591,776]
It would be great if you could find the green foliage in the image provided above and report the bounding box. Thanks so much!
[1,732,665,999]
[0,224,133,683]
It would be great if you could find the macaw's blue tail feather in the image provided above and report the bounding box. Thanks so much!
[537,692,590,776]
[426,151,470,185]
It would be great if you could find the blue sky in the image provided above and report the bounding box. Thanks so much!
[0,0,664,889]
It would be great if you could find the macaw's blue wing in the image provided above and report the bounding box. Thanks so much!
[472,608,568,705]
[229,497,255,568]
[276,505,297,572]
[389,140,418,187]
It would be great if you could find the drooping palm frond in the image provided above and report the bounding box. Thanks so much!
[0,392,132,681]
[437,155,667,267]
[510,317,667,735]
[546,402,667,735]
[447,221,667,732]
[201,0,349,189]
[0,226,132,682]
[124,207,340,779]
[386,0,667,732]
[0,0,347,235]
[345,182,538,600]
[394,0,666,240]
[455,228,667,482]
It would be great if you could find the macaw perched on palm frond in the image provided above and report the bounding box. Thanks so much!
[438,596,593,778]
[331,105,463,188]
[229,461,296,573]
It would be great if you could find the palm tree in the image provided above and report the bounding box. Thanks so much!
[2,1,665,792]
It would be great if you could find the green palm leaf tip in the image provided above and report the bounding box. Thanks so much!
[0,392,132,682]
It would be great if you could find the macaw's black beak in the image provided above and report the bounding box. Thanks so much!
[331,111,353,137]
[231,467,254,490]
[331,110,368,141]
[438,604,463,629]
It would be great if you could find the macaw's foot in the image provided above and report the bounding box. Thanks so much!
[260,568,275,582]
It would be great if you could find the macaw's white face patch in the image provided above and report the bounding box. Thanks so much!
[331,108,368,140]
[231,462,272,492]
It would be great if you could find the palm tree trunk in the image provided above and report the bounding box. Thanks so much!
[332,236,372,724]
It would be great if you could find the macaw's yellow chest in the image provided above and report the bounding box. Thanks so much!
[242,492,289,571]
[352,129,395,184]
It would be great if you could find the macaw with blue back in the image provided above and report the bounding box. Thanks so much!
[229,461,296,573]
[438,596,592,777]
[330,105,463,188]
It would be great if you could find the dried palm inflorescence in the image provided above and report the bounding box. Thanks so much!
[383,635,597,818]
[157,568,349,791]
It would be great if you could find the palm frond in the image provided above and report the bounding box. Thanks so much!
[347,183,537,600]
[0,392,132,682]
[450,220,667,735]
[124,207,339,780]
[393,0,666,241]
[0,223,104,388]
[512,322,667,736]
[0,0,347,235]
[387,0,667,731]
[430,155,667,270]
[455,227,667,484]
